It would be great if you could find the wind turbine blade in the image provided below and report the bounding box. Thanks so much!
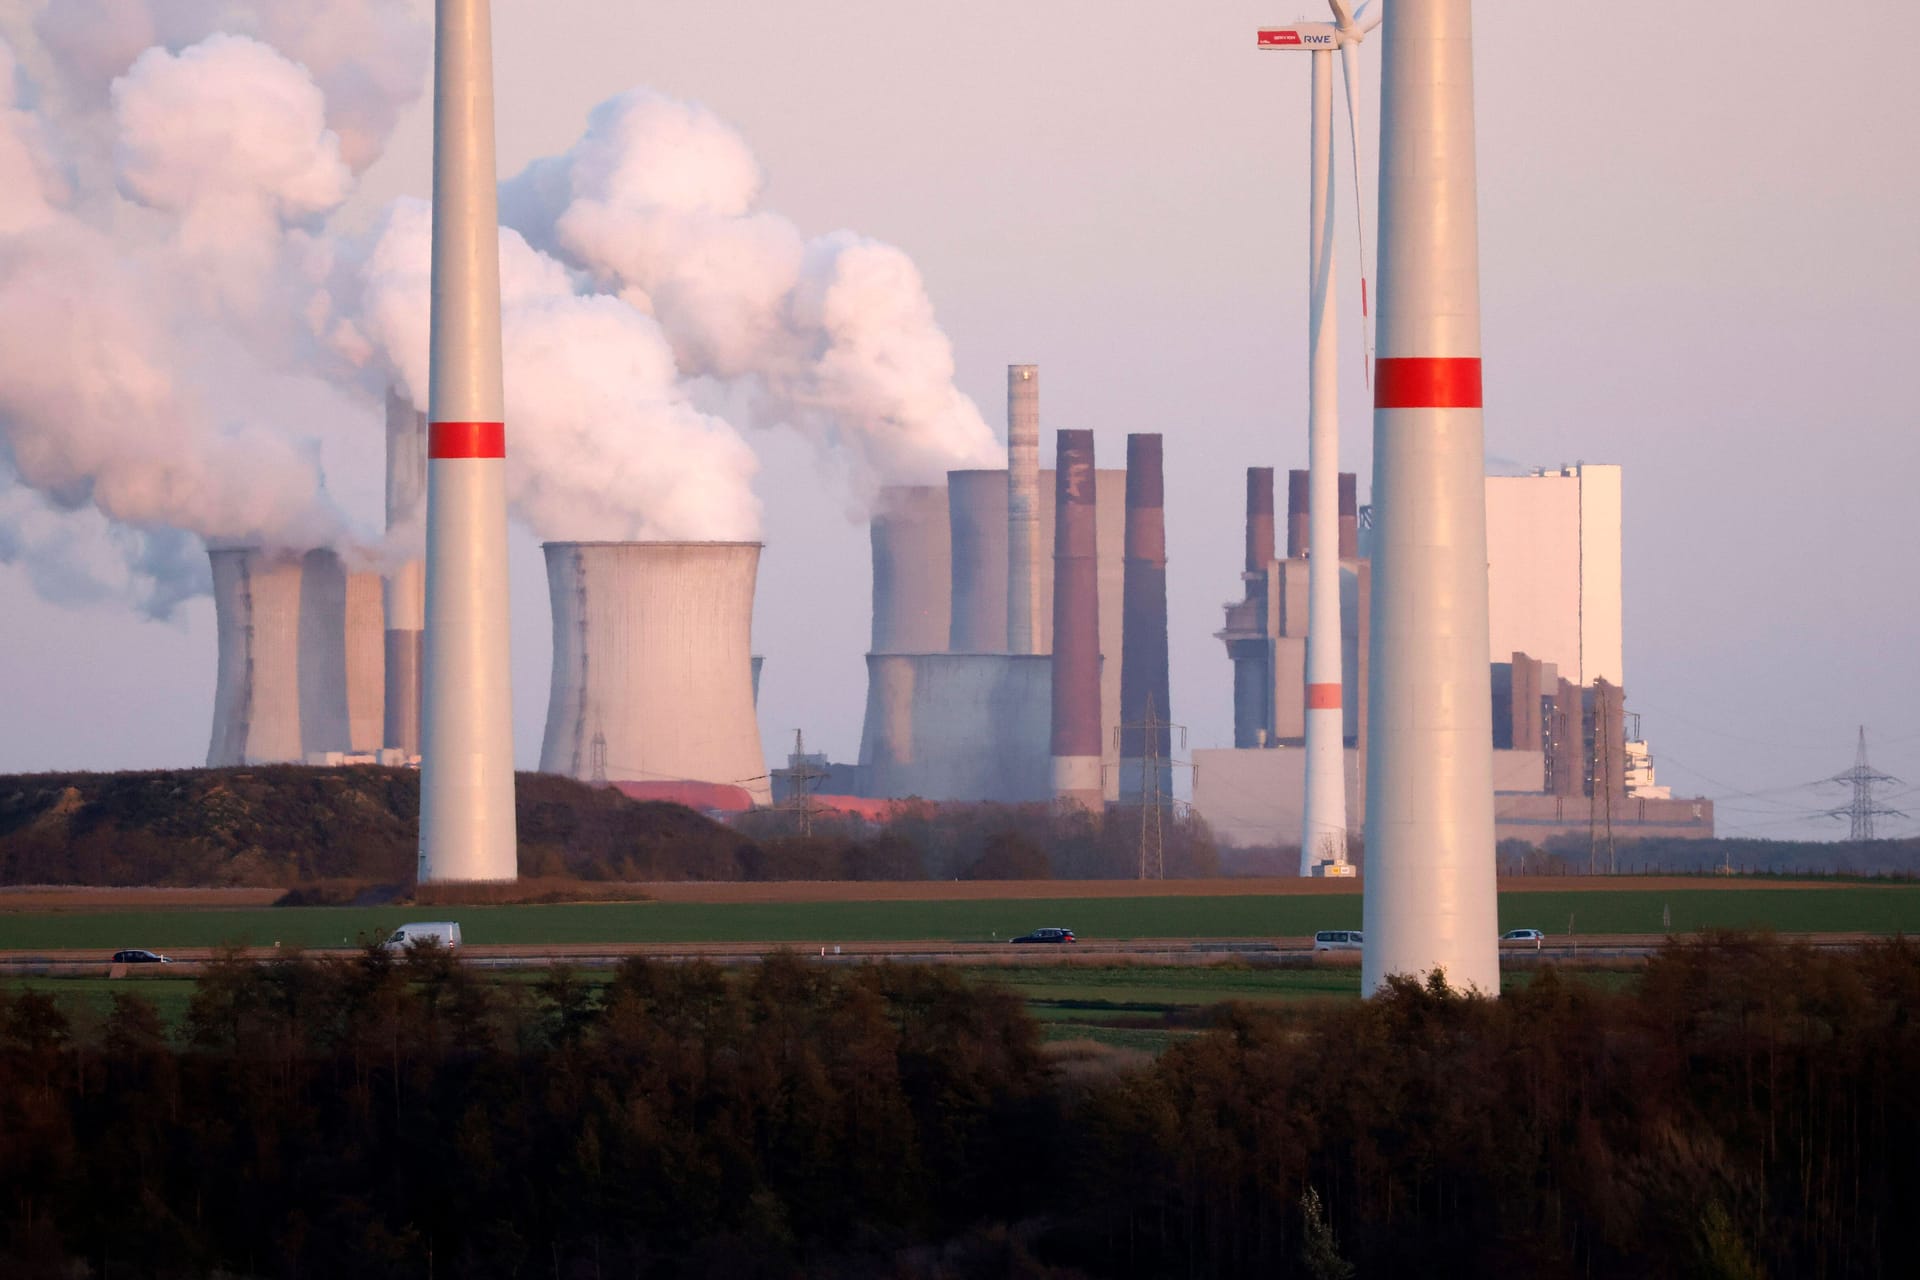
[1355,1,1382,34]
[1339,38,1374,386]
[1329,0,1356,28]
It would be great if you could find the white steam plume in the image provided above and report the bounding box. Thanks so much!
[1,9,990,616]
[502,90,1003,498]
[332,200,761,544]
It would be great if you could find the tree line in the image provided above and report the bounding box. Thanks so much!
[3,934,1917,1277]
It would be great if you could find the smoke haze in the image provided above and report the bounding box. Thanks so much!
[0,2,992,613]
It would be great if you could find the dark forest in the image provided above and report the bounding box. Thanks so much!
[3,934,1917,1277]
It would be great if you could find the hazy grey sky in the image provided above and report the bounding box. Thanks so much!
[3,1,1916,842]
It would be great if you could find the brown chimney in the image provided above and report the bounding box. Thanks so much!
[1050,430,1103,809]
[1337,471,1359,559]
[1286,468,1310,558]
[1120,434,1170,802]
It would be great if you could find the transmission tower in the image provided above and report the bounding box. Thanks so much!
[1823,726,1904,841]
[1116,694,1187,880]
[784,729,828,837]
[589,730,608,787]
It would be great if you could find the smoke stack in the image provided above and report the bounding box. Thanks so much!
[1119,435,1171,804]
[418,0,517,882]
[1246,467,1276,577]
[539,542,771,806]
[1286,469,1311,558]
[1362,0,1499,992]
[382,387,426,756]
[1338,472,1359,559]
[1049,429,1102,809]
[207,548,354,766]
[947,469,1008,652]
[1006,364,1042,654]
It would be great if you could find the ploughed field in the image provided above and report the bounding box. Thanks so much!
[0,876,1915,953]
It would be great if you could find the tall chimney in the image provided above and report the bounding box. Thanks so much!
[417,0,517,883]
[1337,471,1359,559]
[382,387,426,756]
[1119,434,1171,805]
[1362,0,1499,992]
[1246,467,1275,577]
[1006,364,1042,654]
[1049,429,1102,810]
[1285,469,1311,558]
[1229,466,1276,749]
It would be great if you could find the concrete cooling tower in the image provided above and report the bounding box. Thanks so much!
[207,547,382,766]
[382,386,426,756]
[856,653,1054,803]
[869,485,950,654]
[539,542,772,807]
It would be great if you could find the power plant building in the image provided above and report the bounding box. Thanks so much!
[1196,461,1712,850]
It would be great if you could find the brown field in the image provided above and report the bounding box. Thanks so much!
[0,874,1847,914]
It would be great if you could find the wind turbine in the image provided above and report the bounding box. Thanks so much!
[1256,1,1380,877]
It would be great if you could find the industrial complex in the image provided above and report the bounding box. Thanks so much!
[180,0,1711,1008]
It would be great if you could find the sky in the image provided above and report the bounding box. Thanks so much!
[1,1,1916,843]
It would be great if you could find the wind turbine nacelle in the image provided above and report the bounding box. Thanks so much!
[1257,24,1340,49]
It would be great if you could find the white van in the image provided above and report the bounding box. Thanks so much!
[1313,929,1363,952]
[383,921,462,952]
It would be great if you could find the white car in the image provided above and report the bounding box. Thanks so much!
[1313,930,1363,952]
[383,921,462,952]
[1501,928,1545,950]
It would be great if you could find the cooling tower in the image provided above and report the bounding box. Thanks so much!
[207,547,354,766]
[1119,435,1172,803]
[382,386,426,756]
[344,571,385,754]
[419,0,517,882]
[870,484,951,654]
[856,653,1053,802]
[1338,471,1359,559]
[1362,0,1500,993]
[539,542,771,807]
[947,469,1008,652]
[1050,430,1102,809]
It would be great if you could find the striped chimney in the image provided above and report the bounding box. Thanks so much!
[417,0,518,882]
[1049,429,1102,809]
[1119,434,1171,804]
[1361,0,1499,992]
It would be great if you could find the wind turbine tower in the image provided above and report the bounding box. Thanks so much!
[1257,1,1379,877]
[417,0,518,882]
[1360,0,1499,992]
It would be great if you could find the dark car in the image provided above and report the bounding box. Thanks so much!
[1011,927,1076,944]
[112,949,173,964]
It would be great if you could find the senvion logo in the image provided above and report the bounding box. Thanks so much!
[1258,29,1303,46]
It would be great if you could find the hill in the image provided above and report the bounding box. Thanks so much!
[0,767,758,887]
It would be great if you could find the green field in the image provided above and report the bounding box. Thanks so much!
[1,886,1917,953]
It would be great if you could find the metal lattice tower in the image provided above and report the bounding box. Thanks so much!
[1824,726,1903,841]
[786,730,828,837]
[1117,694,1188,880]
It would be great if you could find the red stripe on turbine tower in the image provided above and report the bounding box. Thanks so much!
[428,422,507,459]
[1307,683,1343,710]
[1374,357,1483,409]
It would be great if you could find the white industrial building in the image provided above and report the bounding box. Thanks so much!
[1484,464,1622,686]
